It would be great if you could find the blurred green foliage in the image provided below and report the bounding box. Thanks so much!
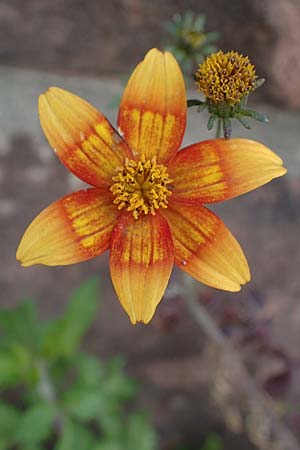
[177,432,223,450]
[164,11,220,73]
[0,278,156,450]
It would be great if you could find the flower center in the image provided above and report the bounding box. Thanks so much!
[110,156,172,219]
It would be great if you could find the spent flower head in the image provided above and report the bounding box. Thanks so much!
[188,50,269,138]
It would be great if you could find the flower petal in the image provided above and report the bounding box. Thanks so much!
[39,87,131,187]
[162,202,250,291]
[118,48,186,163]
[110,212,174,324]
[168,138,287,204]
[17,188,118,266]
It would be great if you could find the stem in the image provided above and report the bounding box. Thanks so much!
[182,274,224,345]
[36,360,66,434]
[216,118,222,138]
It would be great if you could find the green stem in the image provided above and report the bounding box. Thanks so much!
[216,118,222,138]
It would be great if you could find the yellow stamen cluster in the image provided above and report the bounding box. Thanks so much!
[110,156,172,219]
[195,50,257,105]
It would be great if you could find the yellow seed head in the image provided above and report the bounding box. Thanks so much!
[110,156,172,219]
[195,50,257,105]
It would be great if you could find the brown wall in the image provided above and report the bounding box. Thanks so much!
[1,0,300,109]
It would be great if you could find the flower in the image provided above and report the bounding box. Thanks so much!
[191,50,268,139]
[195,50,257,105]
[17,48,286,324]
[165,11,220,73]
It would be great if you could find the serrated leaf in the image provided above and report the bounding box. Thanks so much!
[55,419,96,450]
[14,402,56,447]
[41,278,100,358]
[0,403,21,450]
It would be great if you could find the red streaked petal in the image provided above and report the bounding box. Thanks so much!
[109,212,174,324]
[168,138,287,204]
[162,202,250,292]
[39,87,131,187]
[118,48,186,163]
[16,188,118,267]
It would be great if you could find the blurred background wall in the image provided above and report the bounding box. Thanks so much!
[1,0,300,109]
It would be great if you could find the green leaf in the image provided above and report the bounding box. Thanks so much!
[62,386,103,421]
[62,357,135,423]
[0,343,34,387]
[22,447,44,450]
[102,357,136,401]
[0,300,39,348]
[0,403,21,450]
[75,353,104,387]
[92,441,122,450]
[126,412,157,450]
[41,278,100,358]
[14,402,56,447]
[55,419,96,450]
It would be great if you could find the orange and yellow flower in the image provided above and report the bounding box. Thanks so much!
[17,48,286,324]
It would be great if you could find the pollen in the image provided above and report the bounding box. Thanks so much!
[195,50,257,105]
[110,156,172,219]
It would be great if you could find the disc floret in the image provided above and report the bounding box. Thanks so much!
[195,50,257,105]
[187,50,269,139]
[110,156,172,219]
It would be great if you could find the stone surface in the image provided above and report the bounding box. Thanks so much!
[1,0,300,108]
